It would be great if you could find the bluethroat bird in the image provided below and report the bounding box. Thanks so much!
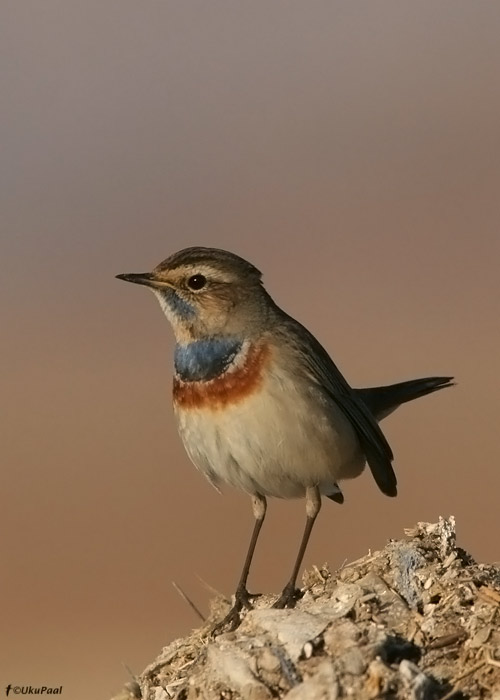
[117,247,453,632]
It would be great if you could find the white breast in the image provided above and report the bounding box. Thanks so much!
[173,358,364,499]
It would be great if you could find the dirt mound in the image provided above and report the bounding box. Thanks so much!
[112,518,500,699]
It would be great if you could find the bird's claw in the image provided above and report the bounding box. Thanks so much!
[211,587,259,636]
[272,583,303,609]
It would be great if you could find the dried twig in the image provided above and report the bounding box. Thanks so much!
[478,585,500,605]
[426,630,467,650]
[485,650,500,669]
[172,581,206,622]
[440,658,487,700]
[196,574,229,602]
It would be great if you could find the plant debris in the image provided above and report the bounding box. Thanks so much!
[111,518,500,699]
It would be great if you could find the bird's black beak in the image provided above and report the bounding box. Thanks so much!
[116,272,159,288]
[116,271,176,290]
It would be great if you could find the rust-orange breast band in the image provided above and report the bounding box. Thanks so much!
[173,342,271,410]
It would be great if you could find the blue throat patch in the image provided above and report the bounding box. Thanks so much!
[174,338,242,382]
[162,288,196,320]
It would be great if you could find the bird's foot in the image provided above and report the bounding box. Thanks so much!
[272,582,303,609]
[211,586,259,636]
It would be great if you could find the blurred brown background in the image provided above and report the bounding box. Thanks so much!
[1,2,499,698]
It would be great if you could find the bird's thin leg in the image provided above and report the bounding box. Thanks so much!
[212,493,267,635]
[273,485,321,609]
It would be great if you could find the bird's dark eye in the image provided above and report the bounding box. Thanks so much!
[187,274,207,290]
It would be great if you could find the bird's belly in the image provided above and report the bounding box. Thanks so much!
[173,367,365,498]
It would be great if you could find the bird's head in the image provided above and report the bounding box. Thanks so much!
[117,247,274,342]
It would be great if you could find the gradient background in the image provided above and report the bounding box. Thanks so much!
[2,2,499,698]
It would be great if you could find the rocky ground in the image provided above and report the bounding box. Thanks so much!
[111,518,500,700]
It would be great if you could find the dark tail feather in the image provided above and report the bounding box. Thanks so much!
[355,376,454,421]
[325,482,345,504]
